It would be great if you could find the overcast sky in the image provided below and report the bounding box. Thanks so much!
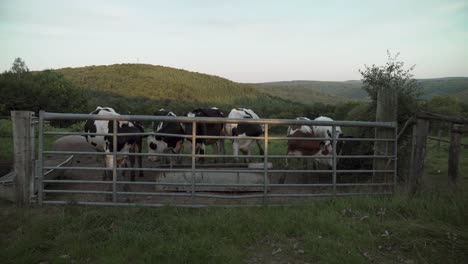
[1,0,467,82]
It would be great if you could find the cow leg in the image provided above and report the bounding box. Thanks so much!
[211,142,218,163]
[232,140,240,162]
[175,141,184,165]
[256,140,264,156]
[240,148,249,163]
[198,143,206,164]
[104,154,114,181]
[136,141,144,178]
[128,148,136,182]
[219,135,226,163]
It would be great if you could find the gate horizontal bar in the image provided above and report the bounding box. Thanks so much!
[43,112,397,128]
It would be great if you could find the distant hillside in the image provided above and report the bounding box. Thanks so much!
[254,81,365,105]
[253,78,468,104]
[418,77,468,102]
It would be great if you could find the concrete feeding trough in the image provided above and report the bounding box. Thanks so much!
[154,162,273,192]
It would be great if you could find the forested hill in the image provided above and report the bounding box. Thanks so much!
[53,64,304,118]
[254,77,468,104]
[56,64,261,105]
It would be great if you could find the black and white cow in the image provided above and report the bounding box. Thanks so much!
[184,107,226,162]
[147,109,185,164]
[83,106,144,181]
[336,135,373,183]
[224,108,264,160]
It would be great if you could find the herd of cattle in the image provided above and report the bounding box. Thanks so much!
[83,106,370,181]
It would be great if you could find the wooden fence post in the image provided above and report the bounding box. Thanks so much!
[437,125,442,151]
[448,124,463,188]
[11,111,34,205]
[374,86,397,185]
[409,118,429,194]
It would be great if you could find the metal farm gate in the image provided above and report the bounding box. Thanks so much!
[34,111,397,207]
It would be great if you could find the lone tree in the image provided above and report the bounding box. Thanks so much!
[10,57,29,75]
[359,51,422,185]
[359,51,422,123]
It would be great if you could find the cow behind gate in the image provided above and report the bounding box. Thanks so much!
[147,109,185,165]
[184,107,226,163]
[312,116,342,167]
[83,106,144,181]
[224,108,264,161]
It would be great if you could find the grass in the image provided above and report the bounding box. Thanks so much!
[0,192,466,263]
[1,122,467,263]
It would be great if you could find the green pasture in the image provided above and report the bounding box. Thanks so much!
[0,119,467,263]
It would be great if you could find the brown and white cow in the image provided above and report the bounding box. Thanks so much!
[286,117,329,157]
[279,117,330,184]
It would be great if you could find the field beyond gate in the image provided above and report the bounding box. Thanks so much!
[35,111,397,207]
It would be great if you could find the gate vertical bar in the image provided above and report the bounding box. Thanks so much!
[38,111,44,205]
[112,119,117,203]
[332,125,337,196]
[30,115,36,202]
[191,120,196,202]
[393,124,398,193]
[263,123,269,203]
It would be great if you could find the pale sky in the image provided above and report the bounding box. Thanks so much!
[1,0,467,82]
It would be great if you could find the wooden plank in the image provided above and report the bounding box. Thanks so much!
[416,111,468,124]
[427,136,468,147]
[409,119,429,194]
[448,124,463,188]
[397,117,415,141]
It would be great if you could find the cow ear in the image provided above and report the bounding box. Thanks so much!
[232,127,238,136]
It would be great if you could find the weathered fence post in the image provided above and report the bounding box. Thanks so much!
[375,86,397,186]
[11,111,34,205]
[437,125,442,151]
[448,124,463,188]
[409,118,429,194]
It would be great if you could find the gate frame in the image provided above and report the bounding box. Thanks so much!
[35,111,398,207]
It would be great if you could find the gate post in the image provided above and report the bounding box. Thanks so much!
[409,118,429,194]
[375,86,397,187]
[11,111,34,205]
[448,124,463,188]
